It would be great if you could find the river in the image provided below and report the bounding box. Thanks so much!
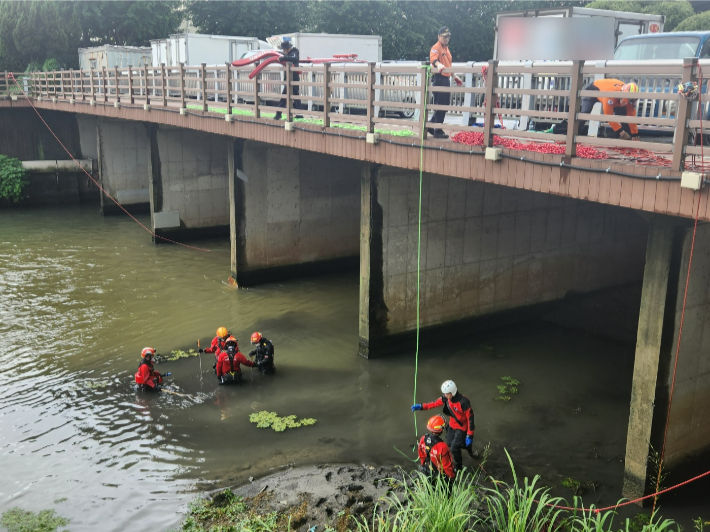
[0,206,706,531]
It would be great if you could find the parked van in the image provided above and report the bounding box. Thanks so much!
[614,31,710,60]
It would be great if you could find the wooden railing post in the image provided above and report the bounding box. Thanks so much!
[80,69,85,101]
[69,69,74,99]
[144,64,149,104]
[366,63,375,134]
[483,60,498,147]
[114,67,118,102]
[179,62,186,109]
[285,62,292,121]
[225,62,232,116]
[102,67,107,102]
[127,65,134,104]
[418,65,429,139]
[672,57,697,171]
[253,70,260,119]
[200,62,207,111]
[322,63,330,128]
[161,64,167,107]
[3,71,7,95]
[89,68,95,101]
[565,60,584,159]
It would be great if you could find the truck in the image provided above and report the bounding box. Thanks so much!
[265,33,382,62]
[150,33,272,67]
[494,7,665,61]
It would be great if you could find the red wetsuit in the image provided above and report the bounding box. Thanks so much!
[418,433,455,479]
[216,350,254,377]
[205,336,230,358]
[422,393,475,436]
[135,360,163,389]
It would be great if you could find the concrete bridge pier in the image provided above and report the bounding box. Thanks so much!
[228,141,362,286]
[623,217,710,501]
[146,126,230,242]
[358,165,650,358]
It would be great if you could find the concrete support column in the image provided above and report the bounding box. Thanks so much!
[228,139,246,281]
[623,218,676,501]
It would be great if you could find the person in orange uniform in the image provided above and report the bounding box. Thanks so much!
[418,415,456,480]
[551,80,639,140]
[216,336,255,385]
[135,347,164,391]
[412,380,474,472]
[428,26,462,139]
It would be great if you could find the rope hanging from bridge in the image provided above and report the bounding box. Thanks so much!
[8,72,215,253]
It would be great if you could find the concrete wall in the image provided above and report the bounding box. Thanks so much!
[96,118,150,214]
[149,127,229,240]
[663,222,710,466]
[232,141,361,285]
[360,167,649,356]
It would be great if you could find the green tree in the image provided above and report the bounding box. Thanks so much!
[673,10,710,31]
[584,1,695,31]
[187,1,309,40]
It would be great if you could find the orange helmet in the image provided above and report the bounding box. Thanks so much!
[141,347,156,358]
[225,336,238,346]
[251,332,262,344]
[216,327,228,338]
[426,415,447,434]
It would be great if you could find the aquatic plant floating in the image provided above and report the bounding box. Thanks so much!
[496,376,521,402]
[156,349,200,363]
[249,411,317,432]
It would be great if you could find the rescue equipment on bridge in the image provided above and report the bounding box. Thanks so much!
[232,51,366,80]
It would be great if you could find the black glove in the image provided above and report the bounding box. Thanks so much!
[248,350,256,357]
[198,348,204,353]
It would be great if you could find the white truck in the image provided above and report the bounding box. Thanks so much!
[150,33,272,66]
[265,33,382,62]
[494,7,665,61]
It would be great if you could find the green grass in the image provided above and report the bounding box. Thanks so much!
[1,507,69,532]
[185,103,415,137]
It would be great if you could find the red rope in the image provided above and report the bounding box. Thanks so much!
[9,73,213,253]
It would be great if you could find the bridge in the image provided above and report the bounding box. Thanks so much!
[2,57,710,501]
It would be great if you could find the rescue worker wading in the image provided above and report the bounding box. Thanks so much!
[549,80,640,140]
[200,326,230,372]
[412,380,475,472]
[274,36,303,121]
[216,336,255,385]
[248,332,275,375]
[418,415,456,481]
[135,347,164,391]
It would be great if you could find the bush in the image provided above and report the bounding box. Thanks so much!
[0,154,29,203]
[42,58,60,72]
[674,11,710,32]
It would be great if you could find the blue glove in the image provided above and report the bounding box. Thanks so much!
[465,436,473,447]
[163,372,171,377]
[411,404,422,412]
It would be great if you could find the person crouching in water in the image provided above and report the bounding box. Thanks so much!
[135,347,164,391]
[216,336,255,385]
[249,332,275,375]
[418,415,456,483]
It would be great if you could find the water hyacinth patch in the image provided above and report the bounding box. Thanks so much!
[249,411,317,432]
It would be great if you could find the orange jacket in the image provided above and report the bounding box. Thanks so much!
[590,78,638,135]
[430,41,452,77]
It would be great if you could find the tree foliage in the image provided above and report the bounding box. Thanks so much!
[0,155,29,203]
[673,10,710,31]
[584,1,695,31]
[0,1,181,71]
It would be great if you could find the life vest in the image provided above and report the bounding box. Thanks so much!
[422,433,443,467]
[135,360,154,385]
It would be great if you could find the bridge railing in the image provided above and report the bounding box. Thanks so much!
[15,58,710,171]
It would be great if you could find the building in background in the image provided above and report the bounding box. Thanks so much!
[78,45,152,70]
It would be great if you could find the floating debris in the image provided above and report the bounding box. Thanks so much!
[496,376,521,402]
[155,349,199,363]
[249,411,317,432]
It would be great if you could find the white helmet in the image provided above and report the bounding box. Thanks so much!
[441,380,457,395]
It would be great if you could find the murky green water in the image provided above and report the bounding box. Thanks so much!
[0,206,706,531]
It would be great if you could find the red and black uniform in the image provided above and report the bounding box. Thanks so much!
[418,432,455,479]
[135,359,163,390]
[422,393,475,471]
[249,337,275,375]
[205,336,229,359]
[216,350,255,384]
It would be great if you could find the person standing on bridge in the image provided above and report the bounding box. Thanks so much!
[547,79,640,140]
[428,27,463,139]
[412,380,475,472]
[274,37,302,121]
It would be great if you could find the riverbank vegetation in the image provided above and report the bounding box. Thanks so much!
[0,155,29,203]
[172,452,697,532]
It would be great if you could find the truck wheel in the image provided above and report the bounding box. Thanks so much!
[398,96,416,119]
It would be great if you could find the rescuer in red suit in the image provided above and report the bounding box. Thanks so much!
[135,347,164,391]
[412,379,475,472]
[418,414,456,480]
[216,336,255,385]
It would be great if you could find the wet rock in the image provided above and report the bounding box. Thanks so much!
[315,497,326,507]
[345,484,363,492]
[325,472,332,482]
